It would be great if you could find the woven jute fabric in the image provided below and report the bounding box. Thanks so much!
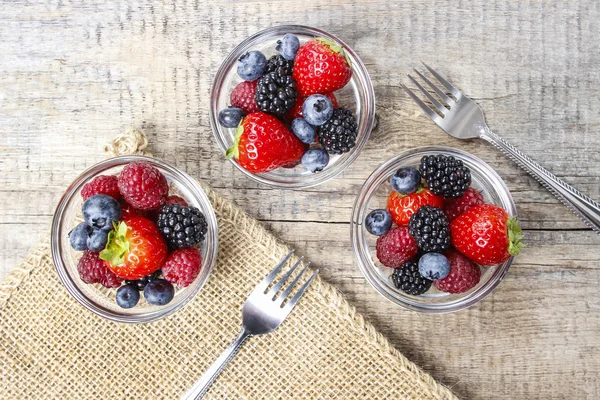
[0,130,457,400]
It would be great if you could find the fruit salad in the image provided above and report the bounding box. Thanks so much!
[364,154,524,296]
[68,161,207,309]
[218,33,358,174]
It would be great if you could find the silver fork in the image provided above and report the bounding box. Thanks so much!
[182,250,318,399]
[402,63,600,235]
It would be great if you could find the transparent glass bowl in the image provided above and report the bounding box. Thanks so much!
[351,147,517,313]
[51,156,219,323]
[210,25,376,189]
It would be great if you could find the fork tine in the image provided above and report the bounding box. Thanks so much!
[277,261,311,304]
[255,250,295,293]
[413,69,454,105]
[422,62,461,97]
[282,269,319,313]
[267,256,304,297]
[400,83,444,124]
[407,74,446,115]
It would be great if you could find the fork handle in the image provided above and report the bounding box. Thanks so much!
[480,129,600,235]
[182,328,251,400]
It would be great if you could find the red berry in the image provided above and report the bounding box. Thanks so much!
[293,38,352,97]
[230,80,260,114]
[444,187,484,221]
[162,247,202,287]
[450,204,524,266]
[120,202,147,219]
[226,112,305,173]
[100,218,168,280]
[285,92,338,122]
[77,250,122,288]
[165,195,188,206]
[118,162,169,210]
[434,249,481,294]
[387,187,445,226]
[81,175,121,201]
[375,227,418,268]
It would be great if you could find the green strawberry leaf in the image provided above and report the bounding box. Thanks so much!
[99,221,130,266]
[507,217,525,256]
[226,123,244,159]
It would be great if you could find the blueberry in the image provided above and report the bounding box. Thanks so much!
[237,51,267,81]
[116,284,140,308]
[276,34,300,61]
[144,279,175,306]
[218,107,244,128]
[87,229,108,252]
[418,253,451,281]
[291,118,316,144]
[82,194,122,231]
[69,222,92,251]
[302,95,334,126]
[390,167,421,194]
[301,149,329,173]
[365,209,393,236]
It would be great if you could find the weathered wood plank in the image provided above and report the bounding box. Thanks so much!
[1,0,600,399]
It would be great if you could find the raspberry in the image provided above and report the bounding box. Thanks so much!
[434,249,481,294]
[81,175,121,201]
[118,162,169,210]
[375,227,418,268]
[165,195,188,206]
[444,187,484,221]
[162,247,202,287]
[77,250,122,288]
[230,80,260,114]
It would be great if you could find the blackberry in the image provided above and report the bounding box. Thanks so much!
[419,154,471,198]
[408,205,451,252]
[391,260,432,295]
[264,55,294,76]
[157,204,207,249]
[255,70,298,115]
[125,269,162,291]
[318,108,358,154]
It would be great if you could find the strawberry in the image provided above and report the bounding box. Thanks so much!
[285,92,338,122]
[100,218,168,280]
[387,187,445,226]
[375,227,418,268]
[292,38,352,97]
[230,80,260,114]
[226,112,305,173]
[450,204,524,266]
[444,187,484,221]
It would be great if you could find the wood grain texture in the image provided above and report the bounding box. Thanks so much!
[1,0,600,399]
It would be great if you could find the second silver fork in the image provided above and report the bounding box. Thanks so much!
[183,250,318,400]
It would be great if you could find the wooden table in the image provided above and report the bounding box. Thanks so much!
[1,1,599,399]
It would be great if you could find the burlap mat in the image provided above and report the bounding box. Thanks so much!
[0,129,457,400]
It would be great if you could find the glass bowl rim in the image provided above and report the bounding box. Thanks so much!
[50,155,219,323]
[209,24,376,189]
[350,146,517,313]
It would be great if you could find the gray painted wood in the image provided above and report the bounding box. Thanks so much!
[1,1,599,399]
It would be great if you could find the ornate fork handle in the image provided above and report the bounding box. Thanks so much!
[183,329,252,400]
[481,128,600,235]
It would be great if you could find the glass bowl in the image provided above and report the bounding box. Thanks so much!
[210,25,376,189]
[351,147,517,313]
[51,156,219,323]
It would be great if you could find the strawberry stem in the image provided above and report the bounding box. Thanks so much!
[316,37,352,68]
[225,122,244,159]
[99,221,130,266]
[507,217,524,256]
